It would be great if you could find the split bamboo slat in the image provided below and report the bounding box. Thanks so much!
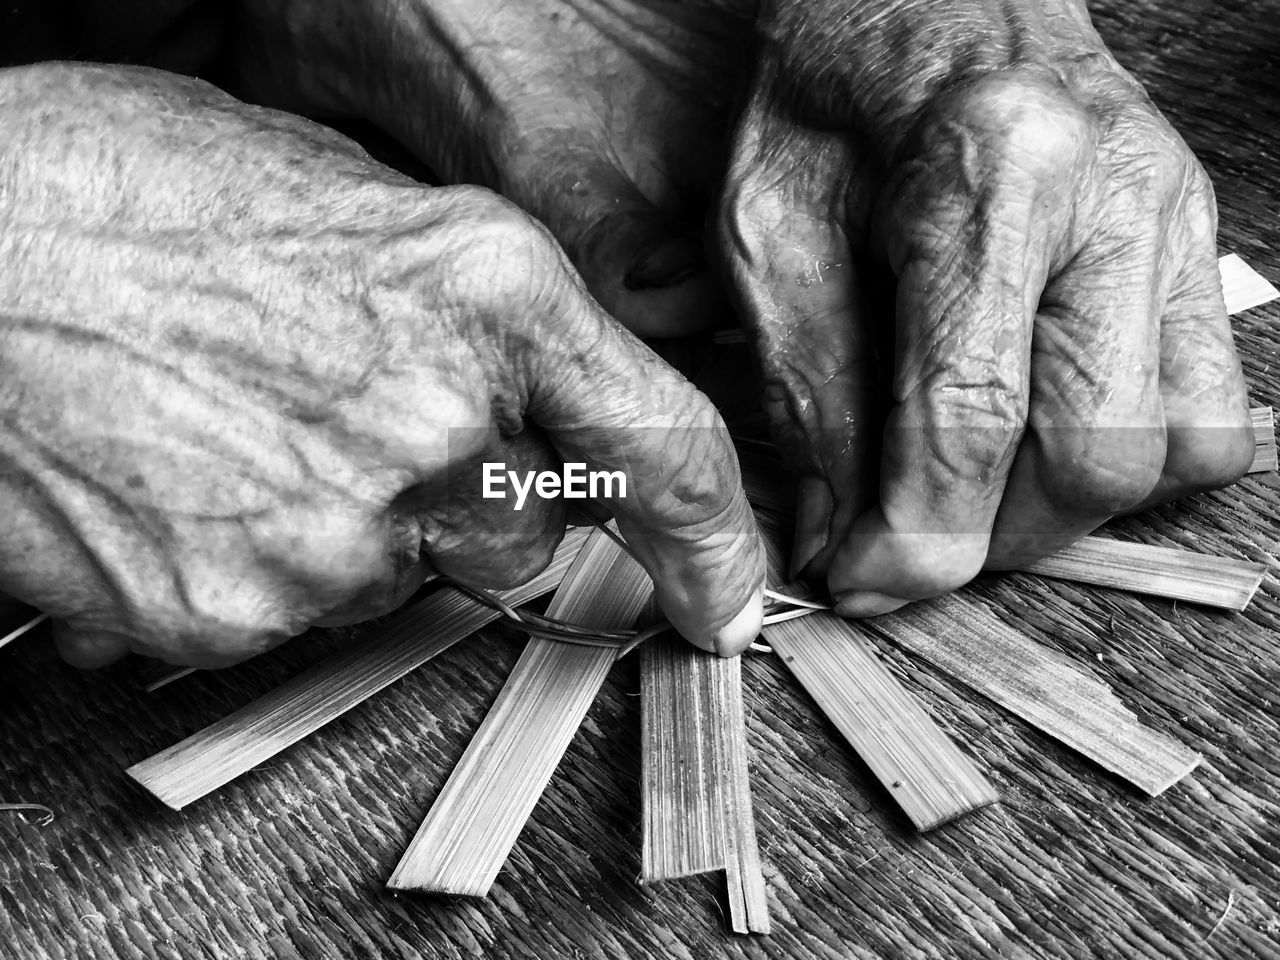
[1220,252,1280,313]
[386,527,652,896]
[126,526,591,809]
[738,454,1267,610]
[753,515,998,829]
[640,636,770,934]
[1251,406,1276,473]
[641,635,726,881]
[1019,538,1265,611]
[866,595,1202,796]
[718,651,771,935]
[763,613,999,830]
[0,612,47,650]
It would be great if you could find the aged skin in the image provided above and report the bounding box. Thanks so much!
[229,0,754,338]
[722,0,1252,614]
[0,0,1253,665]
[0,63,763,666]
[229,0,1252,611]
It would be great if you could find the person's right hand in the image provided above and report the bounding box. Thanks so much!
[0,63,763,667]
[717,0,1255,613]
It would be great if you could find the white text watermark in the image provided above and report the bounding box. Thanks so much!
[481,462,627,511]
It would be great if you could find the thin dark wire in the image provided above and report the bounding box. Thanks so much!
[436,518,827,658]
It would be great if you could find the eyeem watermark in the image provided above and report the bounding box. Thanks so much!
[482,462,627,511]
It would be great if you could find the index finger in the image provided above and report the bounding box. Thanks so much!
[522,257,765,655]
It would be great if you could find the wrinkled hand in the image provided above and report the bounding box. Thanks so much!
[0,63,762,667]
[720,0,1253,614]
[231,0,751,338]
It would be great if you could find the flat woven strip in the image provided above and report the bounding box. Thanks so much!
[866,595,1202,796]
[641,635,727,882]
[126,527,591,809]
[764,613,1000,830]
[718,651,771,935]
[1020,537,1265,611]
[386,527,652,896]
[0,612,47,651]
[753,515,999,830]
[1220,253,1280,313]
[1250,406,1276,473]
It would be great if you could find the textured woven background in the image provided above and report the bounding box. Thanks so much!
[3,1,1280,957]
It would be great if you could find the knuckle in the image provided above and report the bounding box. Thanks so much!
[661,416,743,516]
[932,73,1093,178]
[1100,114,1193,212]
[718,169,797,282]
[441,187,564,301]
[1129,144,1190,208]
[1189,161,1217,221]
[906,366,1028,483]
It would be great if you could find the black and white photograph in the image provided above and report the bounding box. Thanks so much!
[1,1,1278,957]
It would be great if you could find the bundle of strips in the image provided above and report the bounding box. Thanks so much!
[7,254,1275,936]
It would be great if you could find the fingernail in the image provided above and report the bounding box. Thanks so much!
[791,477,833,579]
[624,237,706,290]
[709,588,764,658]
[833,591,909,618]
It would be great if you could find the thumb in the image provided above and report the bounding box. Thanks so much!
[523,264,765,655]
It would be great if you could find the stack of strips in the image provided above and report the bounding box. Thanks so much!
[1252,407,1277,473]
[640,637,769,934]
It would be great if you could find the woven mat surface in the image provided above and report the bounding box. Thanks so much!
[4,2,1280,957]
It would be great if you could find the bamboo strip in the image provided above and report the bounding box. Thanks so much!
[386,527,652,896]
[738,453,1266,610]
[718,651,770,935]
[0,612,48,650]
[640,635,724,881]
[639,637,770,933]
[1020,538,1265,611]
[1220,253,1280,314]
[764,613,999,829]
[144,666,197,692]
[126,527,591,809]
[1251,406,1276,473]
[866,594,1202,796]
[754,513,998,830]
